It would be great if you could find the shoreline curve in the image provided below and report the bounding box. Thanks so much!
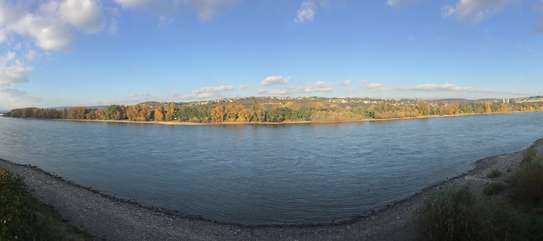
[0,139,540,241]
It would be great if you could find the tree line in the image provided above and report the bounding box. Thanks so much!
[6,97,543,123]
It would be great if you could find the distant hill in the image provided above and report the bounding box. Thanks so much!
[517,96,543,103]
[433,98,473,103]
[49,105,110,110]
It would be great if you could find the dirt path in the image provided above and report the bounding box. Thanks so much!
[1,139,540,241]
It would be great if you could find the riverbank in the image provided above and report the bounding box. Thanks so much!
[24,110,542,126]
[0,167,92,241]
[1,139,540,241]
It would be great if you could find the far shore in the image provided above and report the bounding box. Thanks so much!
[7,110,541,126]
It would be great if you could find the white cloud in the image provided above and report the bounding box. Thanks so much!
[11,13,72,51]
[386,0,417,8]
[0,51,36,109]
[295,0,317,23]
[0,87,40,109]
[0,0,41,109]
[59,0,104,33]
[389,82,529,99]
[0,29,6,43]
[114,0,180,17]
[257,88,292,96]
[261,75,289,86]
[340,79,352,86]
[0,52,30,87]
[258,81,334,96]
[303,81,334,93]
[0,64,29,87]
[386,0,401,7]
[0,1,25,26]
[113,0,237,21]
[192,85,234,98]
[367,82,385,90]
[0,0,112,108]
[0,0,108,51]
[413,83,469,92]
[191,0,237,21]
[114,0,151,8]
[443,0,511,22]
[25,50,36,61]
[2,51,16,63]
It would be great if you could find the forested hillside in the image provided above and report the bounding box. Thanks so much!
[6,97,543,123]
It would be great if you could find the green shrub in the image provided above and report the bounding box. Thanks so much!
[418,187,485,241]
[480,201,527,241]
[510,160,543,205]
[0,171,39,240]
[418,187,526,241]
[0,169,91,241]
[484,182,507,196]
[523,147,539,163]
[524,216,543,241]
[487,169,503,179]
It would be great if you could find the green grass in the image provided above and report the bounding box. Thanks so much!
[486,169,503,179]
[419,147,543,241]
[483,182,507,196]
[418,187,484,241]
[523,147,539,164]
[418,187,543,241]
[0,168,92,241]
[510,158,543,206]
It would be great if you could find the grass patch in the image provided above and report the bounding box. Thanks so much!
[483,182,507,196]
[510,158,543,206]
[486,169,503,179]
[418,187,484,241]
[0,168,92,241]
[523,147,539,164]
[418,187,543,241]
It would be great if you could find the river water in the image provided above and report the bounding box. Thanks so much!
[1,112,542,225]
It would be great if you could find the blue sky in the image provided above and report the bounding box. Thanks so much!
[0,0,542,109]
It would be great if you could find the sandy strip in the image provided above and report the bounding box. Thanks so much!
[1,139,541,241]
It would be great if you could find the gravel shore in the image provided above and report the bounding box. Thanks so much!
[1,139,541,241]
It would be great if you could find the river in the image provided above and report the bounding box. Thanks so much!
[1,112,542,225]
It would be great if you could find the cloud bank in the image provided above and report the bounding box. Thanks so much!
[386,0,418,8]
[113,0,238,21]
[295,0,317,23]
[192,85,234,98]
[367,82,385,90]
[413,83,469,92]
[303,81,334,93]
[261,76,289,86]
[443,0,512,22]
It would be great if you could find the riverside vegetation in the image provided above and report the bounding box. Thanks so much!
[0,168,92,241]
[418,148,543,241]
[5,97,543,123]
